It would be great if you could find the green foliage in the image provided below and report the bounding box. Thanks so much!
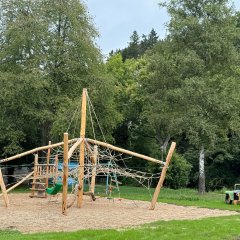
[119,29,159,61]
[165,153,192,189]
[0,0,121,155]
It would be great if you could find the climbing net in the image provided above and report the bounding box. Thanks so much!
[0,91,164,204]
[51,91,164,199]
[48,139,163,202]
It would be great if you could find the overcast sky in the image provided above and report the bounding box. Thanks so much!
[86,0,240,56]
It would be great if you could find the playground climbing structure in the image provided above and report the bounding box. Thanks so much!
[0,88,176,215]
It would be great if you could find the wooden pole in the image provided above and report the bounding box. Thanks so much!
[31,154,39,197]
[149,142,176,210]
[0,168,9,207]
[62,133,69,215]
[46,141,51,189]
[0,138,79,164]
[86,138,163,165]
[90,145,98,194]
[6,171,34,193]
[54,154,59,184]
[68,138,83,160]
[77,88,87,208]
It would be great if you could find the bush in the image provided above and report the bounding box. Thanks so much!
[165,153,192,189]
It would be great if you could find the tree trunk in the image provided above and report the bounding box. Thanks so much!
[198,146,205,194]
[156,134,170,157]
[41,122,51,147]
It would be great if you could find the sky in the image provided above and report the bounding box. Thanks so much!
[86,0,240,56]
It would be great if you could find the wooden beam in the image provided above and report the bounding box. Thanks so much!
[67,138,83,160]
[0,168,9,207]
[31,154,39,197]
[6,171,34,193]
[54,154,59,184]
[86,138,163,165]
[0,138,79,164]
[62,133,69,215]
[78,88,87,208]
[85,141,93,155]
[149,142,176,210]
[45,141,51,189]
[90,145,98,194]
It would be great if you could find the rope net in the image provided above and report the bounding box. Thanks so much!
[0,91,164,205]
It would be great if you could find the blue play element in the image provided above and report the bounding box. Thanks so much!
[58,162,78,171]
[105,161,119,195]
[57,162,78,186]
[56,176,77,186]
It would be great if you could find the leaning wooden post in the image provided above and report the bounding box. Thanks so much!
[149,142,176,210]
[45,141,51,189]
[90,145,98,194]
[0,167,9,207]
[78,88,87,208]
[62,133,69,215]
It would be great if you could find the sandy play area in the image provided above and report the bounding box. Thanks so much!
[0,193,238,233]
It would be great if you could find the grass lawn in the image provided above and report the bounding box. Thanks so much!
[100,185,240,212]
[1,215,240,240]
[1,186,240,239]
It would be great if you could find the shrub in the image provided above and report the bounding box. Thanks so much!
[165,153,192,189]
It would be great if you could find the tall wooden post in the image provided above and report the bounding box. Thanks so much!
[54,154,59,184]
[46,141,51,189]
[30,154,39,197]
[149,142,176,210]
[0,167,9,207]
[78,88,87,208]
[90,145,98,194]
[62,133,68,215]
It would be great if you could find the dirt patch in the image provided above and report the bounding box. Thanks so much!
[0,193,238,233]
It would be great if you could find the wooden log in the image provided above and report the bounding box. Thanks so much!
[0,168,9,207]
[31,154,38,197]
[6,171,34,193]
[78,88,87,208]
[149,142,176,210]
[0,138,79,164]
[54,154,59,183]
[46,141,51,189]
[86,138,163,165]
[62,133,69,215]
[90,145,98,194]
[68,138,83,160]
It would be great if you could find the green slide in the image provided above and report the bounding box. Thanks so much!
[46,182,63,195]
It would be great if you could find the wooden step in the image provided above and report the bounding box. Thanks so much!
[29,188,46,191]
[29,195,46,198]
[31,182,46,185]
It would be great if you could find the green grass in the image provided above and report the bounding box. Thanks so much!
[107,185,240,211]
[1,186,240,239]
[1,215,240,240]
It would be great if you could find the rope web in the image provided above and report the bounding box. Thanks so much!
[0,90,164,206]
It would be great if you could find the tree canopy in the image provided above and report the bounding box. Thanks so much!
[1,0,240,190]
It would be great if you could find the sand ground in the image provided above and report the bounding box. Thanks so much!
[0,193,238,233]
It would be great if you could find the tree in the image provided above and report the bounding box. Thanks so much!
[140,29,159,54]
[0,0,121,156]
[140,0,240,192]
[121,29,159,61]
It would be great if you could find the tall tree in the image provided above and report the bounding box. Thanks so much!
[0,0,120,156]
[121,29,159,61]
[140,0,240,192]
